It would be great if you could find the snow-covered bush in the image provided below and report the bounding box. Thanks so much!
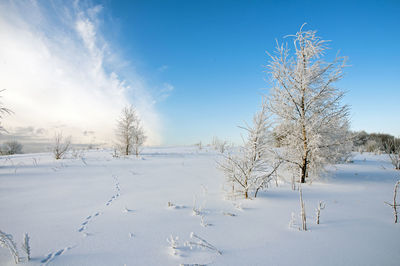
[386,139,400,170]
[116,106,147,157]
[218,104,280,199]
[265,24,351,183]
[166,235,180,256]
[365,140,380,153]
[1,141,23,155]
[71,148,85,159]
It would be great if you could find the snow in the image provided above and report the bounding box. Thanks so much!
[0,147,399,265]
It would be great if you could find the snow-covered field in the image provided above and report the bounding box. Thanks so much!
[0,146,399,265]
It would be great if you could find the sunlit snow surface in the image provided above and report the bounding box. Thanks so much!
[0,147,399,265]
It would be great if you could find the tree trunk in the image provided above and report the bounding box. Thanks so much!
[300,123,308,183]
[244,174,249,199]
[300,45,309,184]
[301,159,307,183]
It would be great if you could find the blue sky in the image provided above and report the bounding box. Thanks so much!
[1,0,399,147]
[103,0,400,144]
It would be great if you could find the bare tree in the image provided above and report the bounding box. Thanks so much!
[116,106,146,157]
[53,132,71,160]
[385,180,400,223]
[212,136,229,153]
[266,24,351,183]
[219,103,280,199]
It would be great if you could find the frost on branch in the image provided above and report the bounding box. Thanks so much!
[192,195,206,216]
[167,233,221,258]
[218,103,281,199]
[384,180,400,223]
[200,215,211,227]
[289,191,309,231]
[167,235,180,256]
[185,232,222,255]
[288,212,298,230]
[266,24,352,183]
[21,233,31,261]
[0,230,21,264]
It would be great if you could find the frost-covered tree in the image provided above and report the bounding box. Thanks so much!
[116,106,146,157]
[266,24,351,183]
[219,104,280,199]
[212,136,229,153]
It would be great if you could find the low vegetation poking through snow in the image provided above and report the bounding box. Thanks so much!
[0,147,399,265]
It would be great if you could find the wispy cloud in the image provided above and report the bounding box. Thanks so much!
[156,83,175,102]
[157,65,169,72]
[0,0,161,147]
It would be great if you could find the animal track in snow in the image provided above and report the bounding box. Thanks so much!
[105,175,121,206]
[77,175,120,233]
[41,246,72,265]
[77,212,102,232]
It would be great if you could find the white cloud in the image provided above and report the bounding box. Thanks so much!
[0,0,161,147]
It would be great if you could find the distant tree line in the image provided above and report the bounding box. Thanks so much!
[352,131,400,153]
